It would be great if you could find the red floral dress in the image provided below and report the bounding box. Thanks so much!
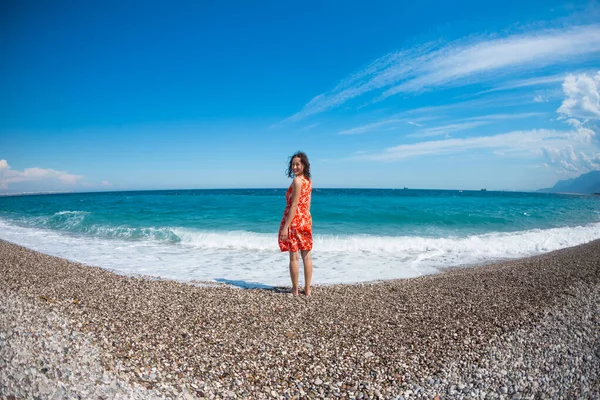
[278,176,312,252]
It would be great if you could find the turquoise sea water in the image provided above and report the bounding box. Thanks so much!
[1,189,599,286]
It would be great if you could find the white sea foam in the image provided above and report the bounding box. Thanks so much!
[54,210,91,215]
[1,218,599,287]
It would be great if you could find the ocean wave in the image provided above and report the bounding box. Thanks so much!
[174,223,600,257]
[1,218,600,285]
[84,225,181,242]
[17,212,180,243]
[25,210,90,231]
[8,210,600,257]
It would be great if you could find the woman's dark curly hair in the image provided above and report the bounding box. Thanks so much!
[286,151,311,180]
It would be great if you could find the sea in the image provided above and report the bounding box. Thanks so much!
[1,189,599,287]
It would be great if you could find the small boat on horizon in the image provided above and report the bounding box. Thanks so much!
[481,188,487,191]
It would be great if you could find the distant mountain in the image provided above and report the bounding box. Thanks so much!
[538,170,600,194]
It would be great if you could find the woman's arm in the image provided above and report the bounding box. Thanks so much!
[279,177,302,240]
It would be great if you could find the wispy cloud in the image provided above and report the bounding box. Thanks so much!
[287,24,600,121]
[381,26,600,98]
[300,123,321,130]
[355,129,572,162]
[396,92,537,118]
[477,73,567,94]
[459,112,546,122]
[418,112,547,137]
[0,159,83,189]
[340,111,544,137]
[338,118,408,135]
[408,121,489,138]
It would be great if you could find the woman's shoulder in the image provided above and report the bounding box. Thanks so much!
[294,176,311,186]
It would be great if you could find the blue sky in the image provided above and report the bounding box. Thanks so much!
[1,0,600,193]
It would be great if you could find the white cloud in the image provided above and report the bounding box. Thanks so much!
[557,71,600,120]
[565,118,583,128]
[288,25,600,120]
[568,126,597,142]
[355,129,567,161]
[533,95,548,103]
[579,151,600,170]
[555,72,600,153]
[541,145,600,173]
[0,159,83,189]
[521,73,600,174]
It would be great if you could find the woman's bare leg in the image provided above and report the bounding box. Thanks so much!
[289,251,299,295]
[301,250,312,296]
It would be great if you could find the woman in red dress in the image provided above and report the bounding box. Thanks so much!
[279,152,313,296]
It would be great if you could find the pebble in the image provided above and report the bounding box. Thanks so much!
[1,239,599,399]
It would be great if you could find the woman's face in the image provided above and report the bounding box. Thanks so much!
[291,157,304,176]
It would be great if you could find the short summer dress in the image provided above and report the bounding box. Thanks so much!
[278,176,313,252]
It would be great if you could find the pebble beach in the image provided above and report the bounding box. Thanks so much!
[1,239,599,399]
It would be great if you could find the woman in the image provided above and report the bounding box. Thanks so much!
[278,151,313,296]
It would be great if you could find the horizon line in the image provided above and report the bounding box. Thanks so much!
[0,187,550,197]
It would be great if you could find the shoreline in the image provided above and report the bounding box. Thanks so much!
[1,239,599,398]
[3,226,600,288]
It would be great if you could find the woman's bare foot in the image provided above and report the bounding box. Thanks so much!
[291,287,299,296]
[304,287,311,296]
